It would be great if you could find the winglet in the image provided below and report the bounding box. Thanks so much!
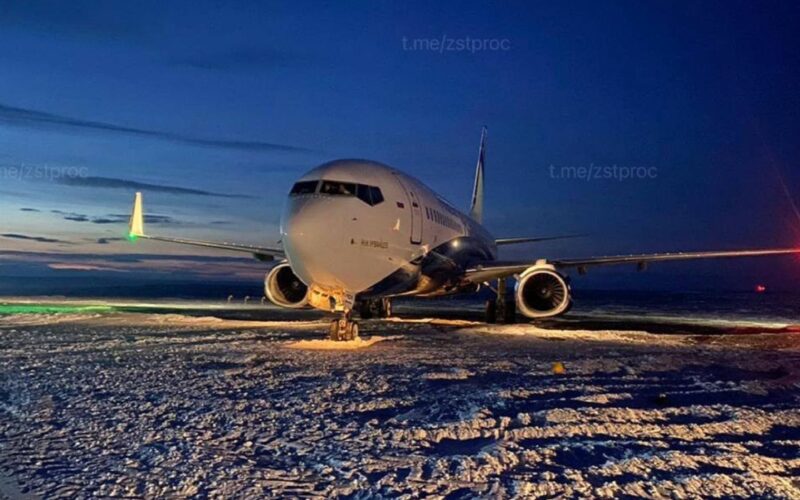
[469,126,487,223]
[128,192,144,241]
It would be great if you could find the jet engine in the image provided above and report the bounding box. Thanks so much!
[264,263,309,308]
[515,265,571,318]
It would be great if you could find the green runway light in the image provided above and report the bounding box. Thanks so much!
[0,304,114,316]
[127,232,139,242]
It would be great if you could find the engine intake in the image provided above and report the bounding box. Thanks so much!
[515,266,571,318]
[265,263,309,308]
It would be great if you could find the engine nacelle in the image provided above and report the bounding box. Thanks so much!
[264,263,309,308]
[515,265,571,318]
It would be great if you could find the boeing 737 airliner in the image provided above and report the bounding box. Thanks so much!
[127,128,800,340]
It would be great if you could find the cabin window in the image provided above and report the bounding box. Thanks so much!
[289,180,318,195]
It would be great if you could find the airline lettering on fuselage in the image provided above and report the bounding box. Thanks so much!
[361,239,389,249]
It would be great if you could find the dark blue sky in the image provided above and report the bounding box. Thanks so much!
[2,0,800,291]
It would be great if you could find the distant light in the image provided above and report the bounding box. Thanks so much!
[127,233,138,242]
[755,284,767,293]
[451,239,460,248]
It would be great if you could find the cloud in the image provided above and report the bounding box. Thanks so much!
[0,250,265,280]
[90,214,175,225]
[172,47,295,71]
[48,263,129,272]
[0,102,310,153]
[51,209,89,222]
[19,207,40,212]
[1,233,69,244]
[0,250,263,264]
[58,176,254,198]
[52,209,177,225]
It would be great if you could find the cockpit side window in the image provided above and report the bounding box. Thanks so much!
[356,184,384,206]
[289,180,318,195]
[369,186,384,205]
[320,181,357,196]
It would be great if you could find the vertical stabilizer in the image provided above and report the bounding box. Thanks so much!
[469,127,487,223]
[128,192,144,240]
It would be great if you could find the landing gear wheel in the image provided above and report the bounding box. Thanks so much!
[485,299,497,324]
[328,320,339,340]
[502,299,517,324]
[346,322,359,340]
[329,315,359,341]
[358,301,374,320]
[358,299,392,319]
[381,298,392,318]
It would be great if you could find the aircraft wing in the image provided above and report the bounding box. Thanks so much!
[495,234,584,245]
[127,192,284,261]
[464,247,800,283]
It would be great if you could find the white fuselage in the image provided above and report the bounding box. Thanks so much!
[280,160,497,311]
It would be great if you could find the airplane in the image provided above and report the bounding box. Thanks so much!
[127,127,800,340]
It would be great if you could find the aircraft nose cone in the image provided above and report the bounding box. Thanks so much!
[281,199,343,285]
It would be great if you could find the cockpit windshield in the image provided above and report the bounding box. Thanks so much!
[289,180,318,195]
[320,181,357,196]
[290,179,384,206]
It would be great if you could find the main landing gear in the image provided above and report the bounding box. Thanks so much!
[485,277,516,324]
[357,298,392,320]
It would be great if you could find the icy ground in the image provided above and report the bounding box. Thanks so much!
[0,305,799,498]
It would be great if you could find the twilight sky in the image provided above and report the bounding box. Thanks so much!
[1,0,800,293]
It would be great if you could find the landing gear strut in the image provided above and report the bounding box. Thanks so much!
[485,277,516,324]
[329,311,359,341]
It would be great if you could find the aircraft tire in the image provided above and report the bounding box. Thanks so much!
[381,298,392,318]
[358,301,374,320]
[485,300,497,324]
[328,320,339,340]
[503,299,517,324]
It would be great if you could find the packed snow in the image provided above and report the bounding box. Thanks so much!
[0,303,798,498]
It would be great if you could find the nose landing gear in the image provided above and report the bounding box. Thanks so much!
[329,312,359,341]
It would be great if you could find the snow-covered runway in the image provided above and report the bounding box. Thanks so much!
[0,304,799,498]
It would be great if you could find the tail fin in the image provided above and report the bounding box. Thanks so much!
[128,192,144,240]
[469,126,487,223]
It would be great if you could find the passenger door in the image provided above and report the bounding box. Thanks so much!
[393,174,423,244]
